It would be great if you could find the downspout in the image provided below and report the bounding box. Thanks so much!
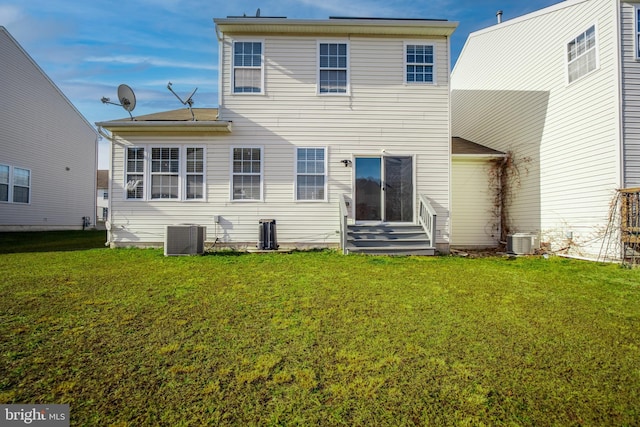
[97,126,114,247]
[215,24,223,119]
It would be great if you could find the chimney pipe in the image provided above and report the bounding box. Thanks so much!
[496,10,503,24]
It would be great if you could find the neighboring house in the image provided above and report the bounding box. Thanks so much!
[97,170,109,222]
[97,16,461,253]
[0,26,98,231]
[451,0,640,260]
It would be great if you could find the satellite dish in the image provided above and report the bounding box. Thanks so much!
[100,84,137,120]
[117,84,136,112]
[167,82,198,121]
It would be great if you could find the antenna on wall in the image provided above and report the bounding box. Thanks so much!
[167,82,198,121]
[101,84,137,120]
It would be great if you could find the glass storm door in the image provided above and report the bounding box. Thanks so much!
[355,156,413,222]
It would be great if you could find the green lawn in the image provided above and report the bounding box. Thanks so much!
[0,234,639,426]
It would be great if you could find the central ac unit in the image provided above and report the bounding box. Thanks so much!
[165,225,206,256]
[506,233,540,255]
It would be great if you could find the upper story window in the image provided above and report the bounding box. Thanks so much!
[296,148,327,201]
[125,146,205,201]
[567,25,597,84]
[406,44,434,84]
[233,41,263,93]
[232,147,262,201]
[318,42,348,94]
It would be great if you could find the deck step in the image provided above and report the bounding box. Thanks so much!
[346,225,435,256]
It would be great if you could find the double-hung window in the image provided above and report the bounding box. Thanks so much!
[233,41,263,93]
[567,25,597,83]
[296,148,326,201]
[0,165,9,202]
[318,42,348,94]
[406,44,434,84]
[232,147,262,200]
[186,148,204,200]
[0,165,31,203]
[636,7,640,59]
[125,146,205,201]
[126,147,145,199]
[151,147,180,199]
[12,168,30,203]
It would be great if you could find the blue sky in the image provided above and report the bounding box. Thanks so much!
[0,0,562,168]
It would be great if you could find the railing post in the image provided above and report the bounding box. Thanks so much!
[339,194,349,254]
[418,194,437,246]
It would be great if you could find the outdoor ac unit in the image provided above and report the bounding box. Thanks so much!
[164,225,206,256]
[506,233,540,255]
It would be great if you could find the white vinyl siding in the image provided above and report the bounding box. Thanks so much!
[405,43,434,84]
[318,42,348,94]
[232,147,262,200]
[621,3,640,186]
[567,25,597,84]
[451,158,499,247]
[107,31,452,247]
[0,28,97,230]
[452,0,619,257]
[233,41,263,94]
[296,147,326,201]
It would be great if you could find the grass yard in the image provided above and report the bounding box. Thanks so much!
[0,234,639,426]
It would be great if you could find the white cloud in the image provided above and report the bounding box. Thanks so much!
[85,55,217,71]
[290,0,397,17]
[0,4,22,25]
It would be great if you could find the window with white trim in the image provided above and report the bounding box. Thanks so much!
[126,147,144,199]
[233,41,263,93]
[0,164,9,202]
[567,25,597,83]
[296,148,326,201]
[318,42,348,93]
[12,168,30,203]
[151,147,179,199]
[406,44,434,84]
[636,7,640,59]
[186,147,204,199]
[124,146,205,201]
[0,165,31,204]
[232,147,262,200]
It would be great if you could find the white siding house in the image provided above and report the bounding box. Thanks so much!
[0,27,98,231]
[97,170,109,223]
[97,17,458,253]
[452,0,640,259]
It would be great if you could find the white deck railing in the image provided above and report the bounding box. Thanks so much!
[418,194,437,245]
[339,194,350,254]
